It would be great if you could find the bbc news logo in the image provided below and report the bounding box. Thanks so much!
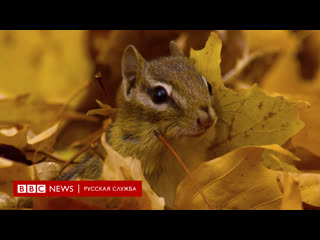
[13,181,142,197]
[17,184,46,194]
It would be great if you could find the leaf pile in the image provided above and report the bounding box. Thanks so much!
[176,31,320,210]
[0,30,320,210]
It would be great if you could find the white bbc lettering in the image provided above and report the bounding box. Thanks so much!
[27,185,36,193]
[17,184,47,194]
[17,185,26,193]
[37,185,46,193]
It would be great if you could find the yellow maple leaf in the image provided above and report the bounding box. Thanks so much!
[175,145,320,210]
[190,32,305,158]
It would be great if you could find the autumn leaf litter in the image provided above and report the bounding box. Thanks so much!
[0,30,320,210]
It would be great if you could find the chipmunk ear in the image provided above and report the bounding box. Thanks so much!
[122,45,146,81]
[122,45,146,98]
[170,41,184,57]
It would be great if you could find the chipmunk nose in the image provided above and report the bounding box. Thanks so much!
[196,106,216,130]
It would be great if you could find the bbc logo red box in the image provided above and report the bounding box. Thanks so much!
[17,184,46,193]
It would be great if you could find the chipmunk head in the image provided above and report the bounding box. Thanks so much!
[119,41,217,140]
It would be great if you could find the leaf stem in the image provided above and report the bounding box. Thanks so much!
[153,130,215,210]
[25,149,66,163]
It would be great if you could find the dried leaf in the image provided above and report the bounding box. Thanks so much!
[100,133,165,210]
[175,145,320,210]
[0,193,18,209]
[0,125,29,149]
[27,121,61,153]
[0,95,64,134]
[29,162,61,181]
[190,33,305,158]
[278,173,303,210]
[289,95,320,157]
[0,157,31,196]
[0,144,32,165]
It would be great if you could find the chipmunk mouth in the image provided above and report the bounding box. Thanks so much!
[178,127,209,138]
[185,129,208,137]
[165,119,215,139]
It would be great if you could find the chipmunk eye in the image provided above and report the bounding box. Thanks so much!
[151,86,170,104]
[207,82,213,96]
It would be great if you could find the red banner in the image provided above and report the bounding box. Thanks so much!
[13,181,142,197]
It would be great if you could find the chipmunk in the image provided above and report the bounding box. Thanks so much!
[60,42,218,207]
[106,42,217,206]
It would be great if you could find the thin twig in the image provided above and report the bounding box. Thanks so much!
[62,111,101,123]
[222,51,263,85]
[25,149,66,163]
[95,72,115,108]
[153,131,215,210]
